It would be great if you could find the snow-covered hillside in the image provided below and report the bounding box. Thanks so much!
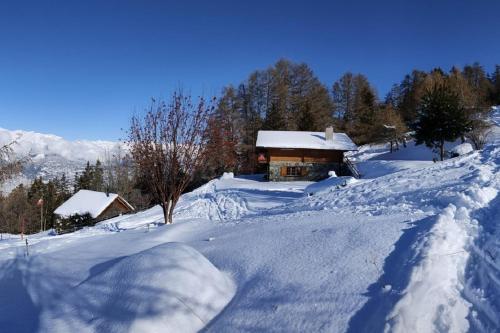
[0,128,122,192]
[0,109,499,332]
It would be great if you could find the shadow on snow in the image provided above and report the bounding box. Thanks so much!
[346,215,437,333]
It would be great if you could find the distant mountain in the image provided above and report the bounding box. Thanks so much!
[0,128,123,192]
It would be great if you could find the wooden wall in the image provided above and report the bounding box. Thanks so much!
[266,148,344,164]
[97,199,133,221]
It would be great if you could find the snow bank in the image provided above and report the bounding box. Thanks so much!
[385,205,475,333]
[350,139,468,163]
[41,243,235,333]
[173,176,310,221]
[451,143,474,156]
[220,172,234,179]
[356,160,432,179]
[386,183,498,333]
[305,176,356,195]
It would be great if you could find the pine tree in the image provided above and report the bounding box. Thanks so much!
[491,65,500,105]
[74,160,105,192]
[397,70,428,124]
[263,102,287,130]
[91,160,104,192]
[75,162,93,192]
[414,84,472,161]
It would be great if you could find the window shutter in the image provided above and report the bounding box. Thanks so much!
[280,167,287,176]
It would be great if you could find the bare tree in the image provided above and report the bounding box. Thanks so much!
[375,105,408,153]
[466,117,492,150]
[127,92,213,224]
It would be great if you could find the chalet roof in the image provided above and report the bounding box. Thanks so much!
[54,189,134,218]
[256,131,358,151]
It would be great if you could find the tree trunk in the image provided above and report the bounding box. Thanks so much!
[167,199,175,224]
[161,201,171,224]
[161,199,175,224]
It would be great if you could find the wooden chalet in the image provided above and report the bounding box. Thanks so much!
[256,127,359,181]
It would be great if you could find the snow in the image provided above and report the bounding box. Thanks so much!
[169,176,312,222]
[452,142,474,156]
[41,243,235,333]
[220,172,234,179]
[256,130,358,151]
[54,189,132,218]
[1,106,500,332]
[305,176,357,195]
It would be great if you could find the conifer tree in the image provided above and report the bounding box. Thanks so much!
[414,84,471,161]
[491,65,500,105]
[91,160,104,192]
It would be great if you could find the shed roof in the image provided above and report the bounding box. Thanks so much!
[54,189,134,218]
[256,131,357,151]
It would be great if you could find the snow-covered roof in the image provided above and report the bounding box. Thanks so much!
[256,131,358,151]
[54,189,133,218]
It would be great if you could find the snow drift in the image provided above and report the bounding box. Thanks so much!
[39,243,235,333]
[305,176,357,195]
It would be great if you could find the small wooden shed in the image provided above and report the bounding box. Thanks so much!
[54,189,134,222]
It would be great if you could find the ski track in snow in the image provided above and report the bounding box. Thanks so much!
[0,107,500,332]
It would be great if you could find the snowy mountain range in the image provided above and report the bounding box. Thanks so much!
[0,128,123,192]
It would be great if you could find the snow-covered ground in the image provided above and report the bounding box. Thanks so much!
[1,108,499,332]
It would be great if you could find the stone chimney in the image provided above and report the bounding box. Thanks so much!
[325,126,334,141]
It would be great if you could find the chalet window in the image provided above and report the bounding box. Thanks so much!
[286,166,300,176]
[280,166,309,177]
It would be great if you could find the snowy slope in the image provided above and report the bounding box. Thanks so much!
[1,108,499,332]
[0,128,122,192]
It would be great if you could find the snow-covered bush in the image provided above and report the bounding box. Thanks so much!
[450,143,473,157]
[55,213,93,234]
[220,172,234,180]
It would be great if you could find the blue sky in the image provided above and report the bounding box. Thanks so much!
[1,0,499,140]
